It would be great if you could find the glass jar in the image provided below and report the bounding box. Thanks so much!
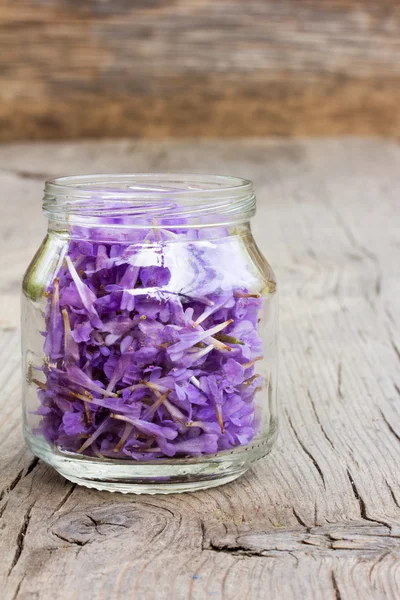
[21,174,278,493]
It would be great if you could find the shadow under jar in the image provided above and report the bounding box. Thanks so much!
[21,174,278,493]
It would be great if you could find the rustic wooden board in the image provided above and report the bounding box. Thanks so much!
[0,138,400,599]
[1,1,400,139]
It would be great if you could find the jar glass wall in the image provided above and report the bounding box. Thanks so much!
[21,174,278,493]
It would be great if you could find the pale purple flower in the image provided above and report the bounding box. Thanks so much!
[158,433,219,457]
[43,279,63,359]
[65,256,102,327]
[223,358,245,385]
[71,320,92,343]
[62,410,90,436]
[140,266,171,288]
[35,230,265,460]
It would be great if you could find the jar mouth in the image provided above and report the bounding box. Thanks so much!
[43,173,256,226]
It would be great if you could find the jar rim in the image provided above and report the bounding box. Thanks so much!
[43,173,256,225]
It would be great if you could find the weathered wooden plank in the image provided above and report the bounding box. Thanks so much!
[0,139,399,599]
[1,2,400,139]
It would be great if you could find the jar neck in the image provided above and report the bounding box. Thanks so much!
[47,219,252,244]
[42,174,256,232]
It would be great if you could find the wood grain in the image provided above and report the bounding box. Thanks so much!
[0,138,400,599]
[1,1,400,139]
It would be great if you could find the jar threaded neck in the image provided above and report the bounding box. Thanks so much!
[43,173,256,227]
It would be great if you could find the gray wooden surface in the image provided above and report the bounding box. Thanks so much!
[0,139,399,599]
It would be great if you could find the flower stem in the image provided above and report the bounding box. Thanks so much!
[234,291,261,298]
[214,404,225,434]
[113,422,134,453]
[142,389,172,420]
[242,356,263,369]
[31,378,48,391]
[77,418,111,454]
[214,333,245,346]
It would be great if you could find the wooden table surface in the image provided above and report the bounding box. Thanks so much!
[0,139,399,599]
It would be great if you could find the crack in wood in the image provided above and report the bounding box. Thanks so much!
[375,273,382,297]
[8,504,34,575]
[10,575,25,600]
[0,472,24,520]
[9,469,24,492]
[292,507,309,530]
[331,571,342,600]
[346,470,391,529]
[199,519,205,542]
[307,388,335,449]
[1,459,39,499]
[52,531,89,548]
[337,362,343,400]
[286,410,326,488]
[24,457,40,478]
[207,541,263,558]
[86,514,108,536]
[385,480,400,510]
[0,460,40,524]
[379,409,400,444]
[204,522,400,559]
[205,539,395,558]
[52,483,77,515]
[288,550,299,567]
[368,550,393,581]
[0,499,8,519]
[391,340,400,363]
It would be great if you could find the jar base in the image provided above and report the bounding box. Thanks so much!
[58,469,248,494]
[26,432,272,494]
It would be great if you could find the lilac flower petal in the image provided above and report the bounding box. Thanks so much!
[140,266,171,288]
[106,354,132,393]
[77,417,112,454]
[66,365,116,397]
[65,256,102,327]
[102,316,130,335]
[43,279,63,358]
[62,309,80,363]
[111,414,178,440]
[167,319,233,361]
[120,335,133,354]
[120,265,140,288]
[223,358,245,385]
[63,410,90,436]
[159,433,219,457]
[71,320,92,343]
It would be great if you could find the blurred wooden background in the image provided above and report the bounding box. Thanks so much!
[1,0,400,140]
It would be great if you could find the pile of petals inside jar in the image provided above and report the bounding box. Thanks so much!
[34,227,264,460]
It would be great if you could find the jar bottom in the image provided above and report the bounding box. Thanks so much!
[56,467,248,494]
[25,427,277,494]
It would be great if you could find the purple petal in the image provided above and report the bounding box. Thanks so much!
[71,320,92,343]
[65,256,102,327]
[62,411,89,436]
[223,358,245,385]
[140,266,171,287]
[159,433,218,457]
